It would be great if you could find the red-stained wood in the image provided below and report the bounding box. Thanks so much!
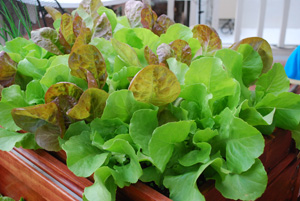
[121,181,171,201]
[260,129,294,173]
[257,154,300,201]
[0,164,47,201]
[0,149,77,201]
[14,147,93,197]
[0,129,299,201]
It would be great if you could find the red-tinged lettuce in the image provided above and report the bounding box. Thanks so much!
[231,37,273,74]
[78,0,103,26]
[44,82,83,103]
[152,15,175,36]
[59,14,76,53]
[192,24,222,56]
[128,65,181,106]
[11,102,65,151]
[68,43,107,88]
[67,88,108,121]
[151,39,192,67]
[92,13,112,40]
[0,51,17,87]
[44,6,62,21]
[31,27,64,55]
[125,0,144,28]
[144,46,159,65]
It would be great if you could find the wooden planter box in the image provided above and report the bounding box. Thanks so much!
[0,129,299,201]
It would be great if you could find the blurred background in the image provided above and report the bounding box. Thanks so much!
[1,0,299,64]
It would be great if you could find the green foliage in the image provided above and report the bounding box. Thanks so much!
[0,0,32,41]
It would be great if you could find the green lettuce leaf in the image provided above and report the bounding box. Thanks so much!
[230,37,273,74]
[255,92,300,130]
[149,120,195,172]
[184,57,239,113]
[91,118,128,146]
[25,80,46,105]
[103,138,142,187]
[0,85,28,131]
[111,38,142,67]
[84,166,117,201]
[0,128,30,151]
[160,23,193,44]
[255,63,290,102]
[167,58,189,85]
[237,44,263,86]
[62,132,109,177]
[164,158,223,201]
[212,108,264,174]
[17,57,50,80]
[129,109,158,155]
[215,159,267,200]
[101,90,157,123]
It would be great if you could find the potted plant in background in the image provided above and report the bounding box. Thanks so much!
[1,0,300,201]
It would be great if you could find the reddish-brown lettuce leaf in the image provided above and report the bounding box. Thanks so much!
[153,14,175,36]
[129,65,181,106]
[192,24,222,56]
[144,46,159,65]
[230,37,273,74]
[44,82,83,103]
[0,51,17,87]
[35,123,61,151]
[156,43,174,67]
[141,6,157,30]
[44,6,62,21]
[11,102,65,151]
[87,70,99,88]
[74,27,92,47]
[169,39,192,66]
[125,0,144,28]
[67,88,108,121]
[45,82,84,128]
[73,14,85,38]
[69,44,107,88]
[31,27,63,55]
[92,13,112,40]
[79,0,103,26]
[60,14,75,46]
[59,29,72,54]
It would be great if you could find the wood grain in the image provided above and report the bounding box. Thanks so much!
[0,149,77,201]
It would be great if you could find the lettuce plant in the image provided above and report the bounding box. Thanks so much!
[0,0,300,201]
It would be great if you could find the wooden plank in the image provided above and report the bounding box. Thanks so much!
[14,148,93,197]
[260,129,294,172]
[121,181,171,201]
[0,150,77,201]
[257,155,300,201]
[0,164,46,201]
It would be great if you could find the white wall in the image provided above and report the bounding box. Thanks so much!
[241,0,300,29]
